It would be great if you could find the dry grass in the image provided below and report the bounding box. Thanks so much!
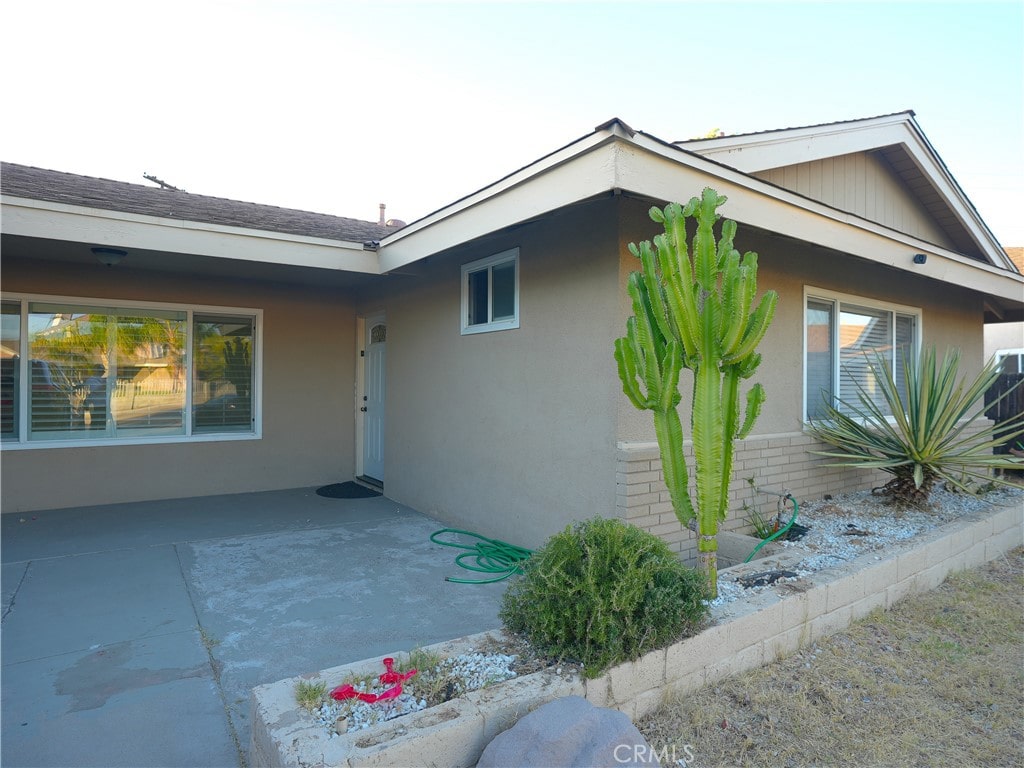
[638,548,1024,768]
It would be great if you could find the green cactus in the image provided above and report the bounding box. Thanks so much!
[614,188,778,596]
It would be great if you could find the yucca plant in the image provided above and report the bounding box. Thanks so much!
[807,347,1024,506]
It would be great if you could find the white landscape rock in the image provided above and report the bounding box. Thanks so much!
[709,486,1022,607]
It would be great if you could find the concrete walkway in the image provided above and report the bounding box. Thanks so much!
[1,488,507,767]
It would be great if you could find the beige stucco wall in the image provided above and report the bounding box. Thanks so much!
[615,196,986,444]
[362,199,623,548]
[1,255,357,512]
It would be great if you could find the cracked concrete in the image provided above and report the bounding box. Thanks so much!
[1,488,506,767]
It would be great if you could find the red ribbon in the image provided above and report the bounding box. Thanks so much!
[329,658,418,704]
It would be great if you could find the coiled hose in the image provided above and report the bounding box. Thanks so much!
[429,528,534,584]
[744,490,800,563]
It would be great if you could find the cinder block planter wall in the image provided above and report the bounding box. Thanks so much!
[251,499,1022,768]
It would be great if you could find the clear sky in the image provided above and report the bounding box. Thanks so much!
[4,0,1023,246]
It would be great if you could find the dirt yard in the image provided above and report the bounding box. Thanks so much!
[637,547,1024,768]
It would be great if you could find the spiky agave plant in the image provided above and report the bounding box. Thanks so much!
[807,347,1024,506]
[614,189,778,596]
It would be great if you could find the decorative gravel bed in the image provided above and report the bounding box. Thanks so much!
[316,652,518,736]
[710,485,1023,607]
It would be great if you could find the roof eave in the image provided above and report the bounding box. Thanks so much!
[377,122,628,272]
[1,195,380,274]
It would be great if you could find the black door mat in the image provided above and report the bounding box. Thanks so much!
[315,482,382,499]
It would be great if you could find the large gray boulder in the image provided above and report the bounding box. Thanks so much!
[477,695,662,768]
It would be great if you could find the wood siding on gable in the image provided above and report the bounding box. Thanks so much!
[754,150,956,249]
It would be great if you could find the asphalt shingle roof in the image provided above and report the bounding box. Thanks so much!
[1,162,400,243]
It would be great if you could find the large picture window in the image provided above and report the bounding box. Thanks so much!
[461,249,519,334]
[804,289,920,420]
[1,296,258,445]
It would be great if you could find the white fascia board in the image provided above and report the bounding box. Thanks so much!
[378,130,621,273]
[898,119,1010,269]
[1,196,379,274]
[675,112,915,171]
[616,137,1024,306]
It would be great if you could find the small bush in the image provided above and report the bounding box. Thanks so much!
[499,517,709,678]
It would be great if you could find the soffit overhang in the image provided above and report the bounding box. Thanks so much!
[1,195,379,274]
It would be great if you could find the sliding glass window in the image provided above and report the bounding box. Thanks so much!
[804,289,920,421]
[1,296,258,445]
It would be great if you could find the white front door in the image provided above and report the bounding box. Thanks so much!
[362,317,386,483]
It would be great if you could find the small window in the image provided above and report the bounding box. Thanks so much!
[461,249,519,334]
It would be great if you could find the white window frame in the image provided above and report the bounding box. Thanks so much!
[0,292,262,450]
[994,348,1024,374]
[460,248,520,335]
[802,286,922,422]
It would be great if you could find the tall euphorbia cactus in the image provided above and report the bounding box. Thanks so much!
[614,188,777,596]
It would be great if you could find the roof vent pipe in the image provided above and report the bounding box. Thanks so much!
[379,203,386,226]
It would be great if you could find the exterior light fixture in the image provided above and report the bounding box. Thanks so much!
[91,247,127,266]
[913,253,928,265]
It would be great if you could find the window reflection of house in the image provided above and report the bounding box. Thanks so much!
[14,303,253,440]
[806,292,918,419]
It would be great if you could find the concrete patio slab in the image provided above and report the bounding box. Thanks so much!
[2,561,28,616]
[1,488,507,768]
[1,632,237,768]
[2,546,196,665]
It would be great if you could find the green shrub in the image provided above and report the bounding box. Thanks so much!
[499,517,709,678]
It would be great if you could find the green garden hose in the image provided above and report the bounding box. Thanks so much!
[429,528,534,584]
[744,492,799,563]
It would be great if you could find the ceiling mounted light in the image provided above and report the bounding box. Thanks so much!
[91,247,128,267]
[912,253,928,265]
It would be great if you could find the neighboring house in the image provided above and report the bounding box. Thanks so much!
[3,111,1023,561]
[984,247,1024,371]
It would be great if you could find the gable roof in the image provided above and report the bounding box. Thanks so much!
[2,114,1021,320]
[1,162,398,243]
[675,111,1010,269]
